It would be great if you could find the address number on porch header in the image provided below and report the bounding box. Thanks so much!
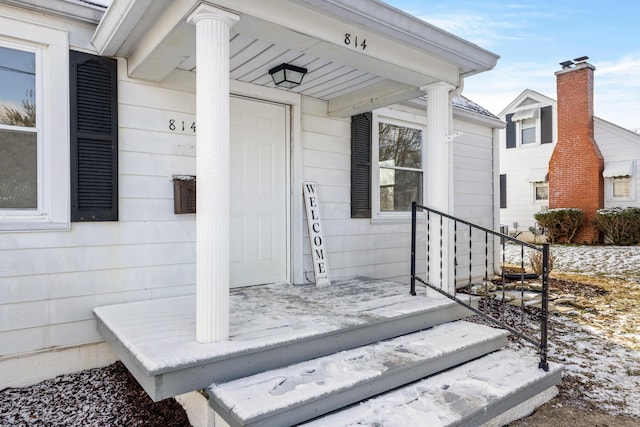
[169,119,196,133]
[344,33,367,51]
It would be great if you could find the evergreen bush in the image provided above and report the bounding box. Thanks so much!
[533,208,584,244]
[594,207,640,245]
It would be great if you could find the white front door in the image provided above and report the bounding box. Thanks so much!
[230,96,289,287]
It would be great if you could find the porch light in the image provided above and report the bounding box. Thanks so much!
[269,63,307,88]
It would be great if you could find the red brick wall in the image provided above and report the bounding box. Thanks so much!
[549,63,604,243]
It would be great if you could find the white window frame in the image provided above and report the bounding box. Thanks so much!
[0,17,70,231]
[532,181,549,203]
[604,160,637,203]
[520,117,537,145]
[605,175,635,202]
[613,176,631,198]
[512,105,541,147]
[0,40,42,214]
[372,109,426,221]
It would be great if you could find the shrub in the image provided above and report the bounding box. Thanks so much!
[594,207,640,245]
[534,208,584,244]
[529,249,556,275]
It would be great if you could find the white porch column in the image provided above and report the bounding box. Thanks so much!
[187,5,239,343]
[422,82,456,294]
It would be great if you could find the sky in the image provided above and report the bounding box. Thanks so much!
[385,0,640,131]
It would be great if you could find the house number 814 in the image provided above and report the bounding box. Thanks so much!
[169,119,196,133]
[344,33,367,51]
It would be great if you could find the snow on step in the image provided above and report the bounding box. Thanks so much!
[208,321,509,427]
[302,349,563,427]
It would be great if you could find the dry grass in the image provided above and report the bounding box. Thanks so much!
[549,271,640,351]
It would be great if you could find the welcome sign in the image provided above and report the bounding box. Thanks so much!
[303,182,331,286]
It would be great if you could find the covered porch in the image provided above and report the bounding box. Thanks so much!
[91,0,500,344]
[88,1,563,425]
[95,277,562,426]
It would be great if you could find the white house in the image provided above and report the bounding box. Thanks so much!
[1,1,562,425]
[499,63,640,242]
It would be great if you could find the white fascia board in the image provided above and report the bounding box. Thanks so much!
[402,97,504,129]
[453,106,505,129]
[92,0,156,56]
[1,0,105,23]
[296,0,499,76]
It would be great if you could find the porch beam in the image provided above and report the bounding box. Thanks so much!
[187,4,239,343]
[423,82,455,294]
[327,80,427,118]
[128,0,200,81]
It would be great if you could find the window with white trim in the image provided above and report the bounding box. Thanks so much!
[603,160,636,202]
[534,182,549,201]
[0,18,70,231]
[613,176,631,198]
[373,113,425,217]
[0,44,38,210]
[521,117,536,145]
[505,105,553,148]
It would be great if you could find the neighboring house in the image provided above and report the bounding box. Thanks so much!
[1,1,564,425]
[499,59,640,242]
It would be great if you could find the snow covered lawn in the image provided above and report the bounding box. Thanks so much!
[503,244,640,424]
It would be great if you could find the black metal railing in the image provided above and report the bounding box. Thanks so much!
[410,202,550,371]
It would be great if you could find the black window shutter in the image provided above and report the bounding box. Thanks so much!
[70,50,118,222]
[500,174,507,208]
[506,113,516,149]
[351,113,372,218]
[540,106,553,144]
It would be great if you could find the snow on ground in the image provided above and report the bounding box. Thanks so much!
[503,243,640,282]
[504,313,640,419]
[503,244,640,418]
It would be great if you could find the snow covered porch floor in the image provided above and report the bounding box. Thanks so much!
[94,278,473,402]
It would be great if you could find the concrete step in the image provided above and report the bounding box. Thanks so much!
[302,349,562,427]
[208,321,509,427]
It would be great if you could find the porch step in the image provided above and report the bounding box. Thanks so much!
[208,321,510,427]
[301,349,563,427]
[95,283,476,400]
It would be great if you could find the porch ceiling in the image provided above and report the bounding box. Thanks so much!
[93,0,499,117]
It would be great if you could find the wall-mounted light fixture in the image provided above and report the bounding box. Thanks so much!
[268,63,307,88]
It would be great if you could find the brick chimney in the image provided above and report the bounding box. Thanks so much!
[549,58,604,243]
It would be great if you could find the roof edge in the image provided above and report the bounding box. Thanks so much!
[296,0,500,77]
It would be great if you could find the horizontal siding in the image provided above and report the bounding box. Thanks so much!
[0,67,198,357]
[453,119,499,283]
[595,122,640,208]
[299,99,499,286]
[498,124,555,229]
[2,79,499,360]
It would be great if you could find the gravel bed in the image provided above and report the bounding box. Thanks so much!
[0,362,190,426]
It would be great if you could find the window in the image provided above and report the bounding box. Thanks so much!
[613,176,631,198]
[500,174,507,208]
[0,19,70,231]
[521,118,536,144]
[528,168,548,202]
[534,182,549,201]
[0,45,37,210]
[505,105,553,148]
[603,160,636,202]
[350,110,425,219]
[376,119,424,214]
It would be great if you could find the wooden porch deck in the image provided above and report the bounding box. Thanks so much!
[94,278,471,401]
